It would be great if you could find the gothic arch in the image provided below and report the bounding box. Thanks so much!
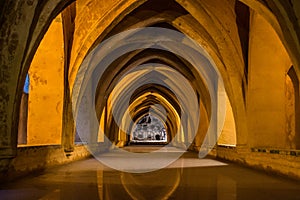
[1,0,300,160]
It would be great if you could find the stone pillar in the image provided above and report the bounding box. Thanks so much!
[62,3,76,153]
[17,93,28,144]
[0,0,39,171]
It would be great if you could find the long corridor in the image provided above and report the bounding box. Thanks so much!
[1,147,300,200]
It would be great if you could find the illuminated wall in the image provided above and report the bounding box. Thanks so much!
[218,96,236,146]
[247,12,292,149]
[26,15,64,145]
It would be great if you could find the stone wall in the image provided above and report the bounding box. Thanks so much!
[216,145,300,180]
[0,144,91,183]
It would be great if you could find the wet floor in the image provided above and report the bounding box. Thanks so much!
[1,147,300,200]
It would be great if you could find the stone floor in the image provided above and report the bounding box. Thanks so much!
[1,146,300,200]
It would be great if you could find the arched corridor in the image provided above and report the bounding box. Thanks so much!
[0,0,300,199]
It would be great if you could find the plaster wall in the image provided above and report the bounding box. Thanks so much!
[26,16,64,145]
[248,12,292,149]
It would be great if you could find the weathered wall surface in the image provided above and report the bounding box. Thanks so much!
[216,146,300,180]
[0,0,74,166]
[26,15,64,145]
[0,145,91,183]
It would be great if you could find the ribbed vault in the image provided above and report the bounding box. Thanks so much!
[0,0,300,172]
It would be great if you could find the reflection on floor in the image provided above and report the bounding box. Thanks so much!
[1,146,300,200]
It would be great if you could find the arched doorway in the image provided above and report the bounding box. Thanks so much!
[130,114,167,144]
